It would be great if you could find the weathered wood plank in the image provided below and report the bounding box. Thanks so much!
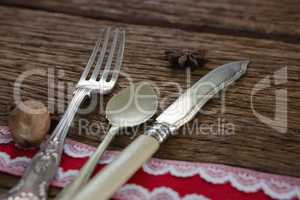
[1,0,300,42]
[0,6,299,179]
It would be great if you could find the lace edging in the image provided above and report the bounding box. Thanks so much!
[1,126,299,200]
[114,184,209,200]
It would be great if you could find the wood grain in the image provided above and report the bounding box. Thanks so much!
[1,0,300,43]
[0,5,299,182]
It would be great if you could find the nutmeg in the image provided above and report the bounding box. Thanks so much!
[8,100,51,149]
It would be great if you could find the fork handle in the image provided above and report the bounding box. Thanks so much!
[0,89,88,200]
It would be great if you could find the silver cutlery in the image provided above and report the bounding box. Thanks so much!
[1,27,126,200]
[55,82,158,200]
[72,60,249,200]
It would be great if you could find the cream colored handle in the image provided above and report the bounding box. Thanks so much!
[73,135,160,200]
[55,126,120,200]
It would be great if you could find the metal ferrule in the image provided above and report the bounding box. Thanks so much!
[145,123,172,143]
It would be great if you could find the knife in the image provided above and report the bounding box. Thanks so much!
[72,60,249,200]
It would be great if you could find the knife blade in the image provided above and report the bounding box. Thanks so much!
[72,60,249,200]
[156,60,248,131]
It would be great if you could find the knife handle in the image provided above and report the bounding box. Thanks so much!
[73,134,160,200]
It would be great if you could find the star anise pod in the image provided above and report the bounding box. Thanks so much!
[165,49,206,69]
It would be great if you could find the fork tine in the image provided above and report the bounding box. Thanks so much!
[79,30,104,81]
[110,30,125,83]
[99,28,120,81]
[90,28,111,80]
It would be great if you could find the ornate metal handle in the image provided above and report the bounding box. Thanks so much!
[145,122,172,143]
[0,89,88,200]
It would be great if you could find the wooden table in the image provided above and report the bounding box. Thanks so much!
[0,0,299,197]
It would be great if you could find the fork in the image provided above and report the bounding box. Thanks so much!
[0,27,126,200]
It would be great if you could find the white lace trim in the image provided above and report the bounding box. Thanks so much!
[0,152,29,174]
[143,159,300,200]
[1,126,300,199]
[114,184,209,200]
[0,152,210,200]
[63,142,116,165]
[53,168,79,187]
[0,126,13,144]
